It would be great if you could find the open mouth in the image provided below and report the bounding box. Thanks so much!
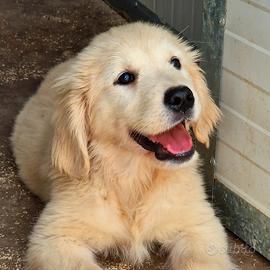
[130,120,195,162]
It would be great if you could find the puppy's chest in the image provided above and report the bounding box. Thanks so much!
[110,176,181,242]
[93,158,189,241]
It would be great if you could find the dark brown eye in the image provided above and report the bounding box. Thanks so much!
[170,57,181,70]
[116,72,135,85]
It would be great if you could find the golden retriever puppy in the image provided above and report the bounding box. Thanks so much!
[11,22,234,270]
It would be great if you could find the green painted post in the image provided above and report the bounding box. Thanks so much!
[198,0,226,197]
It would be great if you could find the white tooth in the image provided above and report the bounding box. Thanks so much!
[185,121,190,130]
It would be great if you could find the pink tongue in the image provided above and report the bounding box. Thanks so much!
[149,125,192,154]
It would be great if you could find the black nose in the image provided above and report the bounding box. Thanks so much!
[164,86,194,113]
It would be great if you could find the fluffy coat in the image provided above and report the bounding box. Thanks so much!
[11,22,234,270]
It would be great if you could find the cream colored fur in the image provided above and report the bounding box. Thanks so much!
[11,22,234,270]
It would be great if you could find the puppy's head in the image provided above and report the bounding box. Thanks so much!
[52,22,220,177]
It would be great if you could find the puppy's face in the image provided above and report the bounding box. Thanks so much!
[52,23,221,177]
[85,23,220,166]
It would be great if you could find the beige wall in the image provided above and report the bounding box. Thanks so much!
[216,0,270,217]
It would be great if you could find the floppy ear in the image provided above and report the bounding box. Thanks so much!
[190,66,221,148]
[51,75,91,179]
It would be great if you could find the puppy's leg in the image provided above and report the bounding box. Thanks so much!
[168,203,235,270]
[26,200,119,270]
[27,237,102,270]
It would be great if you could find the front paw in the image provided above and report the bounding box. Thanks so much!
[26,240,103,270]
[170,249,235,270]
[175,256,236,270]
[184,261,236,270]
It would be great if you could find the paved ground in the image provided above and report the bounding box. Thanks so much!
[0,0,269,269]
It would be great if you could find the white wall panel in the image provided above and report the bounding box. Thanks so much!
[227,0,270,50]
[221,70,270,132]
[216,0,270,217]
[216,141,270,216]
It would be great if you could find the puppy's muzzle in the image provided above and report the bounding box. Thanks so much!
[130,86,195,163]
[164,86,194,114]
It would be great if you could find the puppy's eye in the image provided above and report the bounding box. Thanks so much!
[116,72,135,85]
[170,57,181,70]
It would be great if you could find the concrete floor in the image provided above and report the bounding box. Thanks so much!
[0,0,269,269]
